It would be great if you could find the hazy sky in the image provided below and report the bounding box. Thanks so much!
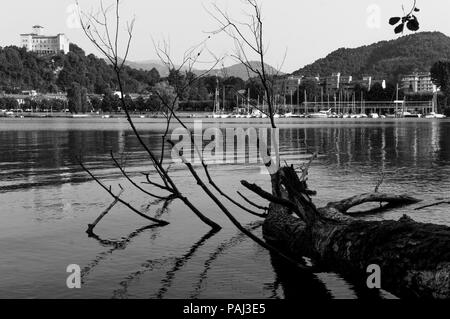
[1,0,449,72]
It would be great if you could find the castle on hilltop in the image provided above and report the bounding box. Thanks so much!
[20,26,70,56]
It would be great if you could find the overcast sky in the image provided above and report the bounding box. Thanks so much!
[1,0,449,72]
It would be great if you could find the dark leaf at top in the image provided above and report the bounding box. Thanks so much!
[389,17,401,25]
[406,18,420,31]
[394,23,405,34]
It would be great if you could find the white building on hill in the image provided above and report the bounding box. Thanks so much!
[20,26,70,55]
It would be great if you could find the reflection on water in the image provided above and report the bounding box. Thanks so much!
[189,221,263,299]
[0,118,449,299]
[81,224,163,284]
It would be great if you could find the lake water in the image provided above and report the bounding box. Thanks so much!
[0,118,449,299]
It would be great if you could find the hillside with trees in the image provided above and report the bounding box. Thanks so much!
[0,44,161,94]
[293,32,450,82]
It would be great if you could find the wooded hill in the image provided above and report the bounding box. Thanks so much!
[293,32,450,82]
[0,44,161,94]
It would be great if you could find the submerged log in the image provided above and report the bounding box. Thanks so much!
[262,167,450,299]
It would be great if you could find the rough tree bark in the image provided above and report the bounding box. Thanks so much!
[261,167,450,299]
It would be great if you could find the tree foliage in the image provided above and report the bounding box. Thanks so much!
[431,61,450,109]
[431,61,450,94]
[67,82,88,113]
[0,44,161,94]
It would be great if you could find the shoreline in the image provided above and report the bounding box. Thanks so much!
[0,111,447,121]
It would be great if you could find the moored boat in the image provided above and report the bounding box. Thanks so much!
[308,109,331,118]
[425,112,446,119]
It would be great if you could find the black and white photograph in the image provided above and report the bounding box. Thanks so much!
[0,0,449,307]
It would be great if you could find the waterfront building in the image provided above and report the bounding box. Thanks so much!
[401,72,435,93]
[285,76,303,95]
[273,75,321,97]
[20,26,70,55]
[324,73,353,94]
[358,76,385,91]
[361,76,374,90]
[273,76,302,96]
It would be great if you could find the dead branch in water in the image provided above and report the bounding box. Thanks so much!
[241,180,301,216]
[111,151,173,200]
[78,159,169,226]
[326,193,422,214]
[168,140,309,271]
[78,0,221,231]
[264,166,450,299]
[202,163,267,218]
[415,201,450,211]
[374,171,385,193]
[87,187,124,235]
[237,191,268,212]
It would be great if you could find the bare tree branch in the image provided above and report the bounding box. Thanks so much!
[202,163,267,218]
[87,188,124,235]
[237,191,268,212]
[78,159,169,226]
[110,151,172,200]
[77,0,222,231]
[415,201,450,211]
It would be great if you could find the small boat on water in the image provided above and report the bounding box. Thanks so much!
[285,112,304,118]
[425,94,446,118]
[308,109,331,119]
[401,111,422,118]
[284,112,302,118]
[351,113,368,119]
[425,112,446,119]
[72,114,90,118]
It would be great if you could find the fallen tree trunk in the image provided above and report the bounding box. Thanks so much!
[262,167,450,299]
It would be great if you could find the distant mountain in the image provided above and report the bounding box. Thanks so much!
[127,60,283,81]
[125,59,170,77]
[200,61,284,81]
[293,32,450,82]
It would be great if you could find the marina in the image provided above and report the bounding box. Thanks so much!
[206,100,445,119]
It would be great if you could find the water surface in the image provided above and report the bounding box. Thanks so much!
[0,118,449,299]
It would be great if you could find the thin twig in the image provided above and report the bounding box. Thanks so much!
[415,201,450,211]
[78,159,169,226]
[237,191,268,211]
[241,180,300,215]
[202,163,267,218]
[111,151,173,200]
[87,188,124,235]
